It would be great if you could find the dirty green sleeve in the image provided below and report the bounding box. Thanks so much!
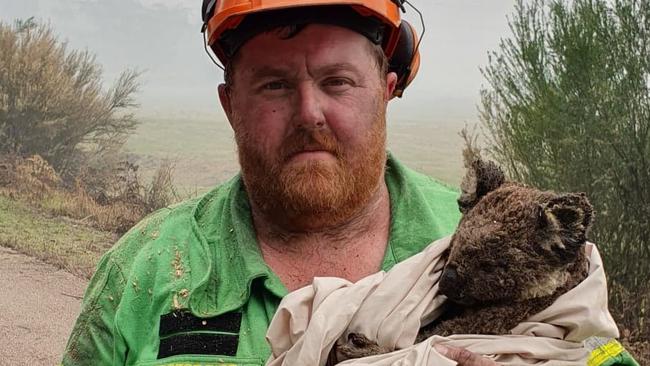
[61,250,127,365]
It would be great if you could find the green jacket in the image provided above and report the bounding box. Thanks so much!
[61,154,637,366]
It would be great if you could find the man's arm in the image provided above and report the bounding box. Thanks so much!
[61,252,127,365]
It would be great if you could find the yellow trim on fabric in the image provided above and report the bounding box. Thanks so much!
[588,339,625,366]
[161,363,237,366]
[136,356,261,366]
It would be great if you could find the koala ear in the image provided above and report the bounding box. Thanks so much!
[539,193,593,255]
[458,154,506,214]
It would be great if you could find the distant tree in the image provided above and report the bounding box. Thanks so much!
[0,18,140,178]
[480,0,649,337]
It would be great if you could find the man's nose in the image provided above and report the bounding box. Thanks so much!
[293,83,326,129]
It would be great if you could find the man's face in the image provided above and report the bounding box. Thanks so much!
[219,24,397,231]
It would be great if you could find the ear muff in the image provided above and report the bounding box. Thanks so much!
[389,20,420,98]
[201,0,217,31]
[201,0,216,25]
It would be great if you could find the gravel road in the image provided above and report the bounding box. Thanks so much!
[0,246,87,365]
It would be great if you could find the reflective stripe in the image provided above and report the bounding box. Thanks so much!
[587,339,625,366]
[161,364,237,366]
[158,364,237,366]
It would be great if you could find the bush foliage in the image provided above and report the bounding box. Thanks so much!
[0,19,178,233]
[0,18,140,179]
[480,0,649,339]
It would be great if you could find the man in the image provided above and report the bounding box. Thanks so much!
[62,1,635,365]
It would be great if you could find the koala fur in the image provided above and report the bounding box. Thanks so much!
[335,149,592,360]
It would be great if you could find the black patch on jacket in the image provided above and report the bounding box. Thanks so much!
[159,310,242,337]
[157,310,242,358]
[158,333,239,358]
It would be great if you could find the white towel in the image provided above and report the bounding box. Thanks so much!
[265,236,619,365]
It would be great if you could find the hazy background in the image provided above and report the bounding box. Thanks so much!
[0,0,516,188]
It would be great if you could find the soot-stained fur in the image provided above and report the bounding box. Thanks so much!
[334,149,593,361]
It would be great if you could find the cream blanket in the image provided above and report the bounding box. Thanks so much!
[265,236,619,365]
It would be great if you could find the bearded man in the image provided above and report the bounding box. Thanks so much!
[61,1,634,366]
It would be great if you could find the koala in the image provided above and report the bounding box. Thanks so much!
[334,150,592,360]
[418,154,592,337]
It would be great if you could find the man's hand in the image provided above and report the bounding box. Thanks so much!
[434,344,500,366]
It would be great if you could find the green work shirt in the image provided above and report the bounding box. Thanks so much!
[61,154,638,366]
[62,154,461,365]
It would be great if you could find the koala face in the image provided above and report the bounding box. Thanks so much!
[439,155,592,306]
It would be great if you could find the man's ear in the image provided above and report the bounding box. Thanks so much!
[385,72,398,101]
[539,193,593,255]
[457,151,506,214]
[218,83,233,126]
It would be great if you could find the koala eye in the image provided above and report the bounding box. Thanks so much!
[479,261,497,273]
[480,259,509,273]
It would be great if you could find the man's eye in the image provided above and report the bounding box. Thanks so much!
[263,81,287,90]
[323,78,352,88]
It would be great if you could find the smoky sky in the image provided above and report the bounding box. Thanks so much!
[0,0,514,123]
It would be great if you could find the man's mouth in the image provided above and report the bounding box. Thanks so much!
[300,146,328,153]
[285,146,336,161]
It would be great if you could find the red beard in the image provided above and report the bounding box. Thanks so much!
[235,116,386,232]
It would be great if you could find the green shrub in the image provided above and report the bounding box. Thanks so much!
[480,0,649,339]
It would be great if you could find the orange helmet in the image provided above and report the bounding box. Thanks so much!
[201,0,421,97]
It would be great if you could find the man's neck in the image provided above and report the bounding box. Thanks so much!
[252,182,391,291]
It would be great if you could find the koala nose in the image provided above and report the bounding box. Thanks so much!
[443,267,459,283]
[441,265,461,290]
[439,265,464,301]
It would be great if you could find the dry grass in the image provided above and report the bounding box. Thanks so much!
[0,195,115,278]
[0,153,178,277]
[38,189,143,234]
[0,154,177,234]
[0,154,62,197]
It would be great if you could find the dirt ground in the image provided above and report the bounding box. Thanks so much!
[0,246,87,365]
